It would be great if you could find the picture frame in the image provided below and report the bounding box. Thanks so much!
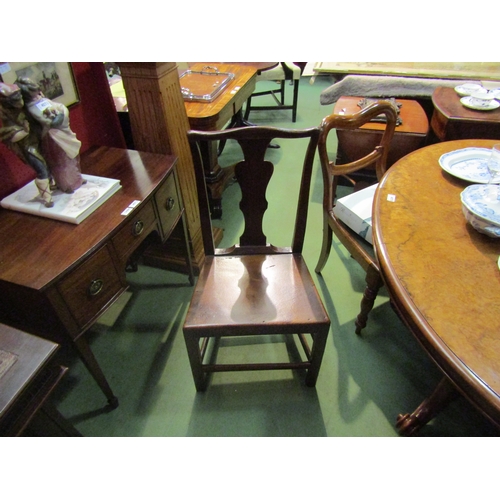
[0,62,80,108]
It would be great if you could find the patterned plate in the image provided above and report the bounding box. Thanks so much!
[460,96,500,111]
[439,147,494,183]
[454,83,484,97]
[461,184,500,225]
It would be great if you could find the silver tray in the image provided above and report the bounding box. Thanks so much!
[179,66,235,102]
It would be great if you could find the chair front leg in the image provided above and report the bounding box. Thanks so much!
[244,96,252,121]
[315,217,333,274]
[305,327,329,387]
[292,80,299,122]
[355,266,383,335]
[183,331,208,391]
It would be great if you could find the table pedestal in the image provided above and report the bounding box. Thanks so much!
[396,377,458,436]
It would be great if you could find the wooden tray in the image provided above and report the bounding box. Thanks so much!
[179,66,234,102]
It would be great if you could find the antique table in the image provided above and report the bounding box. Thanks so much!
[111,63,272,218]
[0,323,80,436]
[373,139,500,435]
[334,96,429,172]
[0,146,193,408]
[183,63,262,217]
[431,87,500,141]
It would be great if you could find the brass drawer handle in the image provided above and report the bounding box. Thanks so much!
[88,279,104,296]
[165,197,176,211]
[133,220,144,236]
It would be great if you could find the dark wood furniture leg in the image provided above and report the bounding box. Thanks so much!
[73,336,119,408]
[396,376,458,436]
[355,266,384,335]
[304,330,329,387]
[315,218,333,274]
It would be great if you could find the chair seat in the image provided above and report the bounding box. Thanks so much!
[184,253,329,334]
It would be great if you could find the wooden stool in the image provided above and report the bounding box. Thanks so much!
[334,96,429,184]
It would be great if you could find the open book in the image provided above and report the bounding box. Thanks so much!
[1,174,121,224]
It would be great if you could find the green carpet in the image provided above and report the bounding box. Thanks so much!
[50,74,498,437]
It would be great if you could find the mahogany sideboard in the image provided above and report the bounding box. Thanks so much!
[0,146,193,408]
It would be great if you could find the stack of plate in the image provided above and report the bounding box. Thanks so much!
[439,147,500,238]
[460,185,500,238]
[455,83,500,111]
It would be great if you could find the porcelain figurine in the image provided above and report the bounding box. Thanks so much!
[0,82,54,206]
[16,77,84,193]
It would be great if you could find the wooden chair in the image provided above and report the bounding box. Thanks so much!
[244,63,302,122]
[315,101,398,334]
[184,126,330,391]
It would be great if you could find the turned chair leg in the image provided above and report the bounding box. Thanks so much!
[355,266,383,335]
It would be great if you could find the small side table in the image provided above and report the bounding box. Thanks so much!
[334,96,429,184]
[0,324,81,437]
[431,87,500,141]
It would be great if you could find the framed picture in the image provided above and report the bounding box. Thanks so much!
[0,62,79,107]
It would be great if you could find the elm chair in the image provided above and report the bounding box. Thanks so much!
[184,126,330,392]
[243,63,302,122]
[315,101,398,334]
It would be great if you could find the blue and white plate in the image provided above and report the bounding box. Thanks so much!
[461,184,500,225]
[439,147,494,183]
[454,83,484,97]
[460,96,500,111]
[461,205,500,238]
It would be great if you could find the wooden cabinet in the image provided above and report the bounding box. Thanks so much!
[0,146,193,408]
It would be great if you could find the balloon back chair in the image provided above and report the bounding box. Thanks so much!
[184,126,330,391]
[315,101,398,334]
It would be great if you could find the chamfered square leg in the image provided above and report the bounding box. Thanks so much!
[183,331,208,392]
[305,328,329,387]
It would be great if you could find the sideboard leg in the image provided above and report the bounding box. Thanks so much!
[73,336,119,408]
[396,376,458,436]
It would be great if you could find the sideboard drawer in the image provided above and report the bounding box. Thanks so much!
[154,172,181,241]
[112,200,157,263]
[57,245,125,329]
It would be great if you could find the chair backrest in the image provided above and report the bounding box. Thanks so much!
[188,126,320,257]
[257,62,302,82]
[318,100,398,207]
